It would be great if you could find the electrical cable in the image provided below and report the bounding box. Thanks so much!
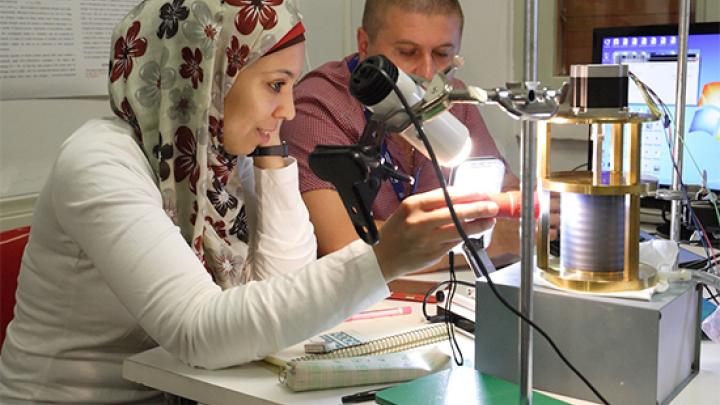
[445,251,463,365]
[421,279,474,322]
[681,252,720,270]
[630,72,709,183]
[631,73,718,252]
[705,284,720,305]
[709,198,720,230]
[660,114,718,268]
[367,64,612,405]
[660,125,712,247]
[661,110,720,297]
[705,287,720,301]
[631,72,720,300]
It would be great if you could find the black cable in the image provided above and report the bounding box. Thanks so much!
[368,65,611,405]
[704,284,720,306]
[421,279,474,322]
[629,73,720,329]
[692,252,720,305]
[445,252,463,365]
[631,72,720,313]
[630,72,717,273]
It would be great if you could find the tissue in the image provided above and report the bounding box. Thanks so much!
[639,239,679,273]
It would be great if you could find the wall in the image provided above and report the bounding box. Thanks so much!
[456,1,521,178]
[0,98,112,229]
[0,0,518,230]
[526,0,720,88]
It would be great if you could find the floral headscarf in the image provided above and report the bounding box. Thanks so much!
[108,0,303,287]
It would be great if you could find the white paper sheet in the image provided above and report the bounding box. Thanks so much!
[0,0,138,100]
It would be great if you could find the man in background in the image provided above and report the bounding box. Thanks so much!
[282,0,520,269]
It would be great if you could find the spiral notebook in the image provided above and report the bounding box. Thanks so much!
[270,324,452,391]
[296,323,447,361]
[264,323,449,367]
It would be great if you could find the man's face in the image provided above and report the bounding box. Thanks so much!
[357,6,462,81]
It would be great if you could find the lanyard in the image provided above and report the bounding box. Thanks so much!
[381,141,421,201]
[347,55,420,202]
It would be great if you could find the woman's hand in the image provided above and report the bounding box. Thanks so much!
[372,188,499,281]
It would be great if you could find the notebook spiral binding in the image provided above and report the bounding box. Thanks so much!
[290,323,449,362]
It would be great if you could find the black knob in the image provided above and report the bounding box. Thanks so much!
[349,54,399,106]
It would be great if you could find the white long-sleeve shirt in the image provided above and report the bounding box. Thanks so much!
[0,118,389,403]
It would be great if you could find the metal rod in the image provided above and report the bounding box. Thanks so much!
[536,122,550,270]
[519,122,537,405]
[591,124,603,186]
[670,0,691,242]
[624,123,642,281]
[610,123,624,186]
[628,123,641,186]
[520,0,538,403]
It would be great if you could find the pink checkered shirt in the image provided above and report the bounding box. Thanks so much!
[282,54,504,220]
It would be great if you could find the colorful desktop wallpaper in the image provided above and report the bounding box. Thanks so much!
[601,32,720,189]
[690,82,720,141]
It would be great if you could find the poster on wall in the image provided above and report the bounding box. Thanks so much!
[0,0,139,100]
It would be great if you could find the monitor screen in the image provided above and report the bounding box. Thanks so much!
[592,22,720,191]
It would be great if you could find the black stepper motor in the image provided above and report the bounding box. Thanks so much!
[570,64,628,111]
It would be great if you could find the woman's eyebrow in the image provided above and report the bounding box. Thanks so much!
[267,68,297,78]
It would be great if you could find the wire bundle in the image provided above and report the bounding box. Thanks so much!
[630,71,719,304]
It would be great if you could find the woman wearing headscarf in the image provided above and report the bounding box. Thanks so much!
[0,1,497,403]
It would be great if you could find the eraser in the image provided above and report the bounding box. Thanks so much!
[304,340,339,354]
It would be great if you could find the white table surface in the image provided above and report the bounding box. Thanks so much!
[125,231,720,404]
[123,277,720,405]
[123,301,462,405]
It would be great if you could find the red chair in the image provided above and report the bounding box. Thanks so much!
[0,226,30,347]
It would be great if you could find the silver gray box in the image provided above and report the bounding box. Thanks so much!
[475,265,701,405]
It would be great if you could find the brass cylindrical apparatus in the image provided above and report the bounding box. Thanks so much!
[535,64,661,292]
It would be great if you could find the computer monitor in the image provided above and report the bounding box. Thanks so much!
[592,22,720,191]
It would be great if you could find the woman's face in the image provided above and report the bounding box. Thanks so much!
[223,42,305,155]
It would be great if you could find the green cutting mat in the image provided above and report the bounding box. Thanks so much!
[375,367,568,405]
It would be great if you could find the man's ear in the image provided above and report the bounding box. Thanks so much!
[356,27,369,59]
